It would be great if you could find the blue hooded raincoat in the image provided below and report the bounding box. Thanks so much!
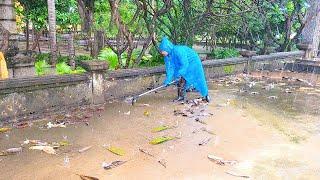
[159,37,209,97]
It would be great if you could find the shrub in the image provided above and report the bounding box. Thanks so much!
[209,48,239,59]
[98,48,118,70]
[57,55,69,63]
[35,53,50,62]
[139,47,164,67]
[75,55,93,64]
[56,62,86,75]
[56,62,72,74]
[35,60,50,76]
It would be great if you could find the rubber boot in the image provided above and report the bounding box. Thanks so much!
[202,95,210,103]
[174,78,186,102]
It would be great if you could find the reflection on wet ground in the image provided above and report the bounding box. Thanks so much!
[0,73,319,179]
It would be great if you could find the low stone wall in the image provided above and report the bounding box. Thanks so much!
[104,67,165,100]
[203,51,304,78]
[0,74,91,122]
[0,51,305,122]
[103,51,305,100]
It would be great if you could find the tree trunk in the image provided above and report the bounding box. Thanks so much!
[47,0,57,65]
[300,0,320,59]
[26,20,29,51]
[68,32,75,69]
[92,30,105,58]
[76,0,94,34]
[31,29,41,51]
[77,0,94,53]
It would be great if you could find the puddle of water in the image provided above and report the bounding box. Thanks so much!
[0,75,319,179]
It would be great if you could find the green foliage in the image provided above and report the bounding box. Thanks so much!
[36,53,50,62]
[56,0,80,31]
[35,60,50,76]
[75,55,93,65]
[209,48,240,59]
[94,0,141,36]
[17,0,80,32]
[17,0,48,31]
[223,65,236,74]
[56,62,72,74]
[17,0,311,67]
[98,48,118,70]
[35,53,86,75]
[139,47,164,67]
[73,66,87,74]
[56,62,86,75]
[57,55,69,63]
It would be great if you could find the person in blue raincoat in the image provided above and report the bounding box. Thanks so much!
[159,37,210,102]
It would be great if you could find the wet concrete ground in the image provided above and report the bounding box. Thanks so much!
[0,74,320,179]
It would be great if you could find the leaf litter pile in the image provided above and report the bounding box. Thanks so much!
[173,98,213,125]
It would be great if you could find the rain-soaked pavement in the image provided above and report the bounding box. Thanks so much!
[0,73,320,179]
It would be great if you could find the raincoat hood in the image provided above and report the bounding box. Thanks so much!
[159,37,174,54]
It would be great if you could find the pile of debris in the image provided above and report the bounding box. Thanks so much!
[174,98,213,125]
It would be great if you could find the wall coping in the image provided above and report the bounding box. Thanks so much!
[106,51,304,79]
[0,51,305,93]
[0,74,89,94]
[106,66,165,79]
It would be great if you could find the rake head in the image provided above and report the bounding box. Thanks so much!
[124,96,137,106]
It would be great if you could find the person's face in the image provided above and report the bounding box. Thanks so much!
[161,51,168,57]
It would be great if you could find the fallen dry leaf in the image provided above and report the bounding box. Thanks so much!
[5,147,22,154]
[102,160,127,170]
[78,146,93,153]
[208,154,237,165]
[14,122,32,129]
[107,146,125,156]
[59,140,70,146]
[149,136,175,145]
[0,127,11,133]
[29,146,56,155]
[143,110,150,116]
[46,122,66,129]
[151,125,170,133]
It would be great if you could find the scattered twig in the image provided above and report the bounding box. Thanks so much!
[208,154,237,165]
[195,118,207,124]
[139,148,154,157]
[158,159,167,168]
[78,146,93,153]
[201,127,215,135]
[76,174,99,180]
[198,137,212,146]
[225,171,250,178]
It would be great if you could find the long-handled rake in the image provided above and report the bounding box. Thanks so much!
[125,80,177,105]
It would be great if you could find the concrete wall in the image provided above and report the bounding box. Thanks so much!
[103,51,304,100]
[0,74,91,121]
[0,51,305,122]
